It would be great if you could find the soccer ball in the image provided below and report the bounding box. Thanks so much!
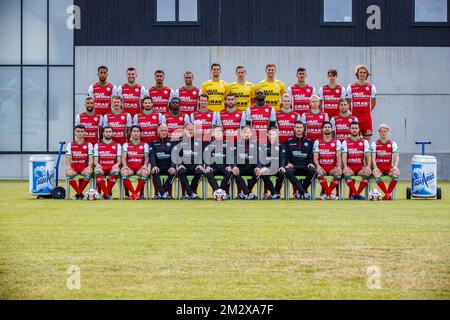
[85,188,101,200]
[368,189,381,201]
[213,189,227,201]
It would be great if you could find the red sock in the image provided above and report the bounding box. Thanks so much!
[78,178,91,195]
[69,178,81,195]
[95,174,109,195]
[329,177,340,193]
[136,179,146,196]
[318,176,331,196]
[345,178,357,196]
[376,179,388,194]
[356,177,369,195]
[107,173,119,195]
[123,178,135,195]
[387,179,398,193]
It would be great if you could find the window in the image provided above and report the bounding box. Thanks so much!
[322,0,353,24]
[414,0,448,24]
[156,0,198,24]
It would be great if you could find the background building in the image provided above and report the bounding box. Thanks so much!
[0,0,449,179]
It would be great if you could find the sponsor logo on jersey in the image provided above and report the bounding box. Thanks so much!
[107,87,111,91]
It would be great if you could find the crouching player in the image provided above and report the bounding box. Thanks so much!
[65,124,94,199]
[341,122,371,200]
[313,121,342,200]
[233,126,259,200]
[203,126,234,197]
[121,126,150,200]
[371,123,400,200]
[93,126,121,199]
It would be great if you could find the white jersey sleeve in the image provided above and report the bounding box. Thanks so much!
[300,113,306,123]
[269,107,277,122]
[111,84,118,97]
[126,113,132,127]
[160,114,167,125]
[313,140,320,153]
[88,143,94,155]
[116,85,123,98]
[318,86,324,100]
[66,142,72,156]
[116,144,122,156]
[311,86,317,96]
[346,84,352,99]
[102,114,109,126]
[286,86,293,98]
[392,141,398,153]
[140,86,148,100]
[364,140,370,153]
[371,84,377,99]
[336,139,342,152]
[132,114,138,126]
[122,142,128,153]
[212,112,220,126]
[144,143,149,154]
[189,113,195,124]
[341,140,348,153]
[330,117,336,131]
[87,85,94,97]
[75,113,81,125]
[240,112,246,127]
[93,143,99,157]
[245,108,252,123]
[340,86,346,100]
[324,113,329,122]
[184,114,191,125]
[370,141,377,153]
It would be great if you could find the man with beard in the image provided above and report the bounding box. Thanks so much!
[161,97,190,141]
[88,65,117,116]
[133,96,165,145]
[75,97,103,145]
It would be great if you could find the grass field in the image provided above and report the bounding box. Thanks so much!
[0,180,449,299]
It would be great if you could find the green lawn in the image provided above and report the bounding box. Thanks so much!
[0,180,449,299]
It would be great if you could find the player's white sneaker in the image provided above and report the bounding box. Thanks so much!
[329,194,340,200]
[247,193,257,200]
[320,194,328,201]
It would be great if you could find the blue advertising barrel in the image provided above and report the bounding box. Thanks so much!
[29,155,56,196]
[411,155,437,198]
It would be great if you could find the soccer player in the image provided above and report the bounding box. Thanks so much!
[233,126,259,200]
[103,96,132,145]
[117,67,146,117]
[213,94,246,141]
[174,71,200,116]
[330,99,358,143]
[203,126,234,196]
[75,97,103,145]
[161,97,190,141]
[147,69,173,114]
[121,125,150,200]
[341,122,371,200]
[371,123,400,200]
[227,66,255,111]
[318,69,346,119]
[257,127,286,199]
[133,96,165,145]
[190,94,215,142]
[171,123,203,200]
[346,65,377,140]
[87,65,117,116]
[313,122,343,200]
[276,94,301,144]
[93,126,121,199]
[65,124,94,200]
[301,95,329,142]
[287,67,316,116]
[282,121,315,200]
[149,124,177,199]
[246,90,277,141]
[255,63,286,111]
[201,63,229,112]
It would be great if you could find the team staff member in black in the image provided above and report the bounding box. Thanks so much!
[149,124,177,199]
[233,125,259,200]
[172,123,204,200]
[281,121,315,200]
[257,127,286,200]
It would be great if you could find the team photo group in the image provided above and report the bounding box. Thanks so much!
[68,63,400,201]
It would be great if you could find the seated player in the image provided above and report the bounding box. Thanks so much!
[313,121,343,200]
[282,121,315,200]
[233,126,259,200]
[371,123,400,200]
[65,124,94,200]
[161,97,190,141]
[213,93,246,142]
[103,95,133,145]
[133,96,164,145]
[171,123,204,200]
[246,90,277,142]
[341,121,371,200]
[257,127,286,200]
[301,95,329,142]
[203,126,235,197]
[120,125,150,200]
[93,126,121,199]
[330,99,358,143]
[149,124,177,199]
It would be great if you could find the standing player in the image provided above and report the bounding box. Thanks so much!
[346,65,377,140]
[75,97,103,145]
[287,67,316,116]
[201,63,229,112]
[318,69,346,119]
[121,125,150,200]
[103,96,132,145]
[93,126,121,199]
[87,65,117,116]
[117,67,146,117]
[213,94,246,142]
[191,94,215,142]
[276,94,301,144]
[174,71,200,116]
[246,90,277,141]
[65,125,93,200]
[255,64,286,111]
[341,122,371,200]
[313,122,342,200]
[228,66,255,111]
[331,99,358,143]
[147,69,173,114]
[161,97,190,141]
[301,95,329,142]
[371,124,400,200]
[133,96,165,145]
